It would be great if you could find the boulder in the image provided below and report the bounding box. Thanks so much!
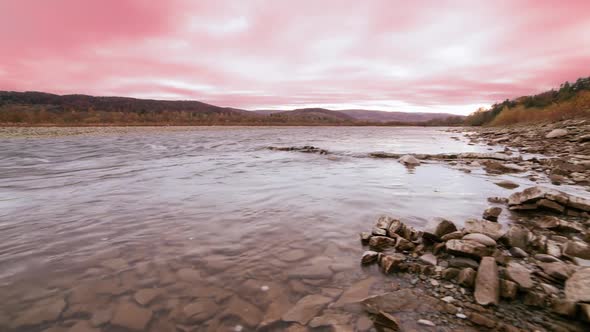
[440,231,463,241]
[494,180,520,189]
[500,279,518,300]
[448,257,479,269]
[360,232,371,244]
[418,253,437,266]
[361,251,380,265]
[368,236,397,251]
[508,186,547,206]
[546,129,568,138]
[474,257,500,306]
[464,219,505,240]
[375,215,395,230]
[462,233,496,247]
[422,218,457,241]
[539,261,574,281]
[399,154,420,166]
[563,240,590,259]
[446,239,494,258]
[379,254,405,273]
[502,225,530,249]
[505,262,534,290]
[457,268,476,288]
[394,237,415,251]
[565,268,590,303]
[482,207,502,222]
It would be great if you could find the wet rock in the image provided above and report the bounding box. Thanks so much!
[418,253,437,266]
[546,129,568,138]
[464,219,505,240]
[483,207,502,222]
[508,186,547,206]
[563,240,590,259]
[502,225,530,249]
[448,257,479,269]
[540,282,559,295]
[457,268,477,288]
[90,309,112,327]
[494,180,520,189]
[523,291,546,307]
[134,288,161,306]
[288,262,333,279]
[379,254,405,273]
[565,268,590,303]
[423,218,457,241]
[281,249,308,262]
[260,296,292,328]
[182,298,218,323]
[417,319,435,327]
[505,262,534,290]
[474,257,499,306]
[534,253,561,263]
[361,251,380,265]
[334,277,376,308]
[509,247,528,258]
[111,302,153,331]
[500,279,518,300]
[308,312,352,328]
[538,216,583,233]
[538,261,574,281]
[177,268,202,282]
[442,268,460,280]
[371,227,387,236]
[462,233,496,247]
[552,299,578,317]
[387,218,407,237]
[488,196,509,204]
[373,311,400,331]
[440,231,463,241]
[369,236,397,251]
[399,154,421,166]
[394,237,415,251]
[223,296,263,327]
[446,239,494,258]
[282,295,332,325]
[375,215,395,230]
[537,199,565,213]
[579,303,590,322]
[67,321,100,332]
[11,297,66,328]
[360,232,371,244]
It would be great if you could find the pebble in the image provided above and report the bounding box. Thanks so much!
[456,313,467,319]
[418,319,436,326]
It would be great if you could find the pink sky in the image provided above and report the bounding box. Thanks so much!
[1,0,589,114]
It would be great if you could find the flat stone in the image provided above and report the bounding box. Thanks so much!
[418,253,437,266]
[474,257,499,306]
[182,298,218,323]
[111,302,152,331]
[494,180,520,189]
[134,288,161,306]
[563,241,590,259]
[539,261,574,281]
[505,262,534,290]
[500,279,518,300]
[222,296,263,327]
[281,249,308,262]
[177,268,202,282]
[11,297,66,328]
[361,251,379,265]
[462,233,496,247]
[457,268,476,288]
[417,319,435,326]
[502,225,530,249]
[483,207,502,221]
[90,308,112,327]
[260,296,292,328]
[468,312,496,328]
[464,219,505,240]
[282,295,332,325]
[440,231,463,241]
[448,257,479,269]
[446,239,494,258]
[509,247,528,258]
[546,128,568,138]
[67,321,100,332]
[565,268,590,303]
[534,254,561,263]
[552,299,578,317]
[308,312,352,328]
[368,236,397,251]
[334,277,376,308]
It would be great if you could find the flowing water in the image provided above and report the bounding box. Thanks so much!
[0,126,574,331]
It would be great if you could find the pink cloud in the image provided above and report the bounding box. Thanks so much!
[1,0,589,114]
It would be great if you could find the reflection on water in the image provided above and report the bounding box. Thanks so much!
[0,127,551,331]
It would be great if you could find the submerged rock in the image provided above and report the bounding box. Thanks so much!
[482,207,502,222]
[111,302,153,331]
[399,154,421,166]
[282,295,332,325]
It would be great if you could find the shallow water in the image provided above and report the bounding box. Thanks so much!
[0,126,576,331]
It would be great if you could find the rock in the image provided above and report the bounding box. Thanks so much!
[387,218,406,237]
[334,277,376,308]
[534,253,561,263]
[281,249,308,262]
[539,261,574,281]
[419,253,437,266]
[361,289,445,321]
[502,225,529,249]
[134,288,161,306]
[440,231,463,241]
[546,129,568,138]
[563,241,590,259]
[500,279,518,300]
[457,268,477,288]
[223,296,263,327]
[360,232,371,244]
[442,268,460,280]
[464,219,505,240]
[379,254,405,273]
[538,216,583,233]
[468,312,496,328]
[372,227,387,236]
[373,311,400,330]
[448,257,479,269]
[417,319,435,326]
[90,309,112,327]
[508,186,547,206]
[474,257,499,306]
[422,218,457,241]
[260,296,292,328]
[282,295,332,325]
[565,268,590,303]
[509,247,528,258]
[361,251,379,265]
[399,154,420,166]
[537,199,565,213]
[177,268,202,282]
[540,283,559,295]
[579,303,590,322]
[523,291,546,307]
[552,299,577,317]
[482,207,502,222]
[488,196,508,204]
[11,297,66,328]
[446,239,494,258]
[111,302,152,331]
[67,321,100,332]
[494,180,520,189]
[308,312,351,328]
[182,298,218,323]
[462,233,496,247]
[394,237,415,251]
[505,262,534,290]
[369,236,397,251]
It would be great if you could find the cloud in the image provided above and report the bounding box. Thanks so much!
[1,0,589,114]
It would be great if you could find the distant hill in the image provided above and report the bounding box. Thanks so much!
[0,90,463,126]
[465,76,590,126]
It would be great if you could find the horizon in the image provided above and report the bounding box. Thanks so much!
[1,1,590,115]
